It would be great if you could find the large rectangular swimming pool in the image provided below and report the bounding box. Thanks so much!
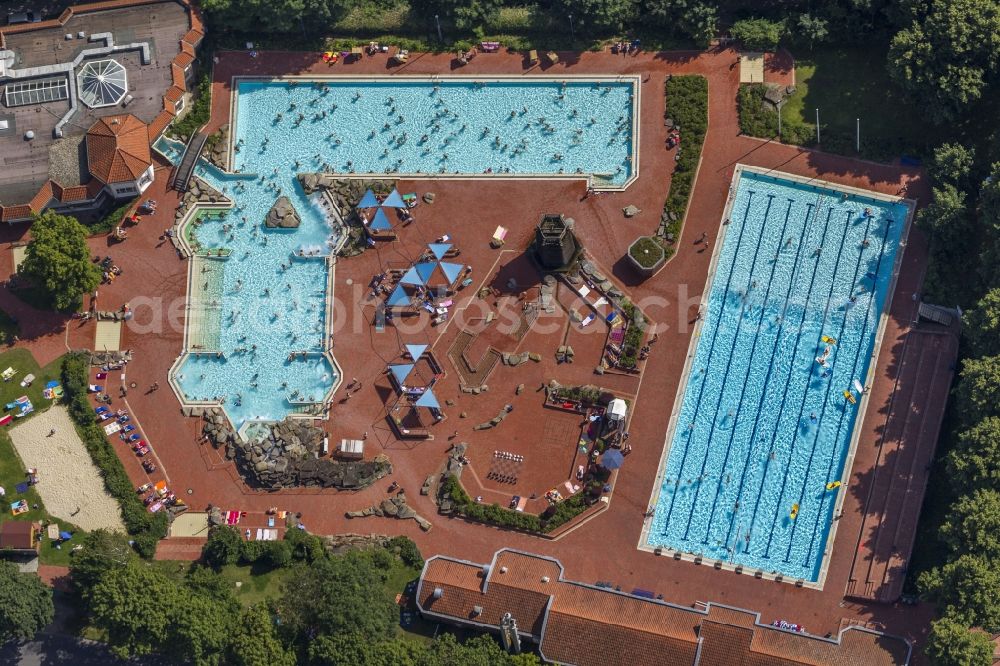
[232,77,637,187]
[643,167,911,582]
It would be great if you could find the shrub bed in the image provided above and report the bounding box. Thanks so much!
[168,73,212,142]
[87,199,137,236]
[61,353,167,557]
[737,84,813,145]
[441,474,588,534]
[661,75,708,247]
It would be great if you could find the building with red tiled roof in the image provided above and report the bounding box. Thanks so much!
[86,114,154,197]
[416,549,912,666]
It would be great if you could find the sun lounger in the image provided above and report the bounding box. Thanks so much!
[103,422,121,436]
[1,368,14,382]
[581,314,595,327]
[515,496,528,512]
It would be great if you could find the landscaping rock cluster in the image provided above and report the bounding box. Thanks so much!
[501,351,541,366]
[321,533,394,555]
[473,405,514,430]
[297,174,395,208]
[264,196,300,229]
[89,350,133,366]
[345,492,432,531]
[204,124,229,170]
[623,204,642,217]
[202,412,391,490]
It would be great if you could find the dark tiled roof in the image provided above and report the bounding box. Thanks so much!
[417,549,912,666]
[0,0,202,222]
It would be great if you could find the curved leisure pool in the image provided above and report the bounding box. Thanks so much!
[642,168,912,583]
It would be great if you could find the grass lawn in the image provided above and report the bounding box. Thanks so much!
[0,349,86,565]
[743,46,929,162]
[217,564,291,606]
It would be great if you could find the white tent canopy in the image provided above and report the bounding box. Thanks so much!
[607,398,627,421]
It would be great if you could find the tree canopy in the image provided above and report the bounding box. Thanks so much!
[887,0,1000,124]
[20,211,101,311]
[919,555,1000,632]
[0,561,54,644]
[277,550,397,644]
[925,615,994,666]
[730,18,785,52]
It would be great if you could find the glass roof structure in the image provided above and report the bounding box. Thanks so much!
[4,77,69,107]
[77,59,128,108]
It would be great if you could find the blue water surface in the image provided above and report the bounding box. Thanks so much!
[233,79,635,185]
[645,170,909,582]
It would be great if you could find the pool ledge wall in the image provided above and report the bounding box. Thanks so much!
[226,74,642,192]
[636,164,916,589]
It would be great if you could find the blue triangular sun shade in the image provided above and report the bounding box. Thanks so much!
[439,261,464,284]
[387,285,411,306]
[414,388,440,409]
[381,189,406,208]
[405,343,427,359]
[400,266,425,286]
[389,363,414,384]
[428,243,451,260]
[415,261,437,284]
[357,189,379,208]
[369,207,392,231]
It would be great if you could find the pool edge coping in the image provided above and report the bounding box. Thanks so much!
[636,164,917,591]
[225,74,641,192]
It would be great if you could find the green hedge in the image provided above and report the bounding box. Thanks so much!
[88,199,137,236]
[169,73,212,142]
[662,75,708,245]
[61,353,168,557]
[441,474,589,533]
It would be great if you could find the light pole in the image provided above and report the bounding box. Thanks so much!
[569,14,575,41]
[777,99,784,141]
[815,108,820,144]
[434,14,442,43]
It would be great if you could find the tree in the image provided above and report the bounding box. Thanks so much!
[964,288,1000,358]
[409,0,502,31]
[643,0,718,47]
[69,529,135,595]
[939,489,1000,559]
[978,162,1000,286]
[887,0,1000,124]
[203,525,242,570]
[230,605,295,666]
[87,560,178,658]
[925,615,995,666]
[796,13,829,50]
[919,555,1000,632]
[543,0,638,34]
[730,18,785,52]
[953,356,1000,428]
[947,417,1000,490]
[0,561,53,644]
[277,551,396,645]
[916,184,970,247]
[20,211,101,311]
[164,590,236,666]
[929,143,975,188]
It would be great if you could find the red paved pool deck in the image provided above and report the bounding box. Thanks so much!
[3,45,940,650]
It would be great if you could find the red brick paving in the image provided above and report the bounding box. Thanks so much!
[5,44,940,651]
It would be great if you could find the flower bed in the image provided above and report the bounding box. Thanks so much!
[627,236,667,275]
[440,474,590,534]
